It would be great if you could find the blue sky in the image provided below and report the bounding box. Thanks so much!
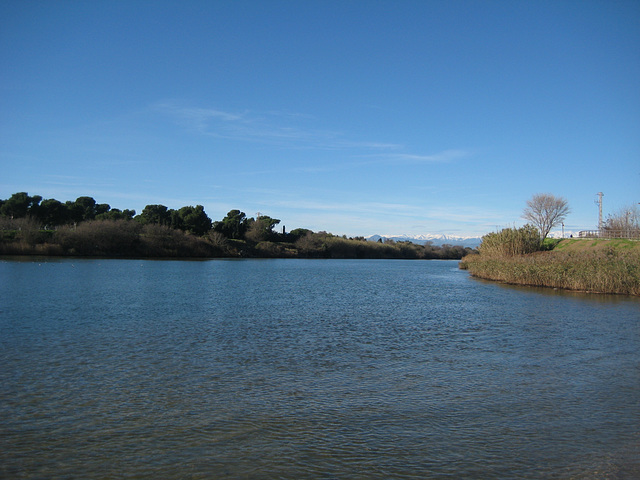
[1,1,638,237]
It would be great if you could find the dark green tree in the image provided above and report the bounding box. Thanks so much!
[176,205,212,236]
[287,228,312,242]
[96,203,111,216]
[65,201,84,223]
[122,209,136,220]
[245,215,280,242]
[72,196,98,221]
[29,195,43,218]
[136,204,172,226]
[169,209,184,230]
[96,208,136,221]
[38,198,70,226]
[213,209,248,239]
[0,192,40,218]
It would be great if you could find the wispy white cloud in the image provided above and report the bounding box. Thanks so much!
[274,198,422,216]
[153,100,418,154]
[240,191,511,237]
[152,100,474,184]
[383,149,470,163]
[154,100,343,148]
[424,204,509,224]
[153,101,247,136]
[351,149,472,166]
[268,201,498,237]
[291,148,472,174]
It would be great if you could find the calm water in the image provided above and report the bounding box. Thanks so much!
[1,258,638,479]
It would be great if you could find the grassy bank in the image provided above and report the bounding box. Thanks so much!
[460,238,640,296]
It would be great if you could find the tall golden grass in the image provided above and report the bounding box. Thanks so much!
[460,246,640,296]
[477,224,541,257]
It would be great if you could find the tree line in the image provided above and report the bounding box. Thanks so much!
[0,192,474,259]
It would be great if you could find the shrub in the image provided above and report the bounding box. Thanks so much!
[55,219,141,255]
[295,231,328,257]
[139,223,217,257]
[478,224,541,257]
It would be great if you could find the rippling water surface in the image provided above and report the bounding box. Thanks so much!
[1,258,639,479]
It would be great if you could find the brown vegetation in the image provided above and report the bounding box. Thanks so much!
[0,218,473,260]
[477,224,541,257]
[0,218,221,258]
[1,193,476,259]
[461,238,640,296]
[293,232,471,259]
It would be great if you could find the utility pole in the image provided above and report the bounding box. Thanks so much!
[595,192,604,231]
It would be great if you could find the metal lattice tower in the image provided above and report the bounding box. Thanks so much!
[595,192,604,230]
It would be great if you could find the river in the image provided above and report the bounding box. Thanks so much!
[1,258,638,479]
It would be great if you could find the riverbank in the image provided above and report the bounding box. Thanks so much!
[0,219,473,260]
[459,238,640,296]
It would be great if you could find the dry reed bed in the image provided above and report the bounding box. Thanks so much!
[460,248,640,296]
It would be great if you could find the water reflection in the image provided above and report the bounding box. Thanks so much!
[471,273,640,304]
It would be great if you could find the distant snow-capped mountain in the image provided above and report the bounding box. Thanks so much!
[366,234,483,248]
[365,230,580,248]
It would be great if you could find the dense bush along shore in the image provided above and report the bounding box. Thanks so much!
[0,218,472,260]
[0,192,473,259]
[460,238,640,296]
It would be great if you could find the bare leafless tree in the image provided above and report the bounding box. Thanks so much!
[522,193,571,241]
[603,204,640,236]
[206,230,228,249]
